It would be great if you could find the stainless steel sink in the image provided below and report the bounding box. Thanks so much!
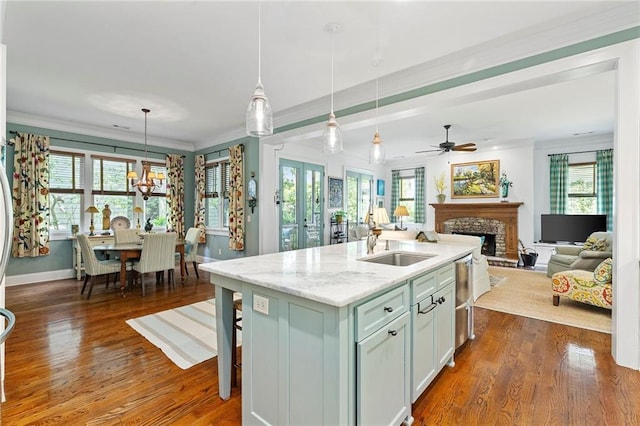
[358,251,436,266]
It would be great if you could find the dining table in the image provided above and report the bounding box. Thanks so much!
[93,240,185,296]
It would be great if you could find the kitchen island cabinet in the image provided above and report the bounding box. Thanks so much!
[200,239,474,425]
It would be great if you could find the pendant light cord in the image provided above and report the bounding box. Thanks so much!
[330,31,335,114]
[374,6,380,133]
[258,1,262,85]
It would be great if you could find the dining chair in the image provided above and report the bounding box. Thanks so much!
[179,227,202,279]
[114,228,141,244]
[77,234,121,299]
[132,232,178,296]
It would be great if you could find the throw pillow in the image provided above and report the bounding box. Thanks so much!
[593,257,613,284]
[582,236,607,251]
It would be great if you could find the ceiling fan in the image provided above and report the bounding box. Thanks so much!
[416,124,477,154]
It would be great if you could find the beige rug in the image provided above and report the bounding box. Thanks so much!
[476,266,612,334]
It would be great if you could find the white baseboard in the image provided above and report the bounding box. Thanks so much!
[6,269,76,287]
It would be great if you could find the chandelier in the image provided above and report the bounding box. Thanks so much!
[127,108,164,200]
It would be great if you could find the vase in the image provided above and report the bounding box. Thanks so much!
[436,194,446,203]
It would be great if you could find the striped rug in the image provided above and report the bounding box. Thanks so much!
[126,299,239,369]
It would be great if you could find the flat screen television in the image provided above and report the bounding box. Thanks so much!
[540,214,607,244]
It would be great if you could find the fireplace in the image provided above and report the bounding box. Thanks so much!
[430,202,523,260]
[453,231,496,256]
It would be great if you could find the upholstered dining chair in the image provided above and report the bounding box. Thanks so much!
[132,232,178,296]
[114,228,141,244]
[180,227,202,279]
[77,234,121,300]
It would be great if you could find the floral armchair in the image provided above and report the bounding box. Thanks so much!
[551,257,612,310]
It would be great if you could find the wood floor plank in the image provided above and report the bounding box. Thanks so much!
[2,271,639,424]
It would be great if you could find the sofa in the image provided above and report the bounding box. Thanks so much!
[546,231,613,277]
[378,229,491,301]
[551,257,612,309]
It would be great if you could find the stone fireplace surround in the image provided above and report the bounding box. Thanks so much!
[430,202,523,260]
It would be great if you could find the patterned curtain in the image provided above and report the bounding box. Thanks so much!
[166,154,185,238]
[194,154,207,243]
[596,149,614,231]
[390,170,400,219]
[549,154,568,214]
[10,132,51,257]
[228,144,245,251]
[414,167,425,224]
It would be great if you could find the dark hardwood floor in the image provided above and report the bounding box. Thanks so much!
[2,271,639,425]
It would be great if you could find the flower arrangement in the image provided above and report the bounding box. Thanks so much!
[433,172,447,195]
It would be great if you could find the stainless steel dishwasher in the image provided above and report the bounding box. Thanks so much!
[455,254,475,348]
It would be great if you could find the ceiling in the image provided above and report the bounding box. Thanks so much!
[3,1,637,159]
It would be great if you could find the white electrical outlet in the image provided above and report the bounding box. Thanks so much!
[253,294,269,315]
[218,248,222,255]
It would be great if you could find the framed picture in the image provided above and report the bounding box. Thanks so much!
[376,179,385,196]
[328,176,343,209]
[377,197,384,208]
[451,159,500,198]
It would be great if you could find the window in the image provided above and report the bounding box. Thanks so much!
[398,175,416,223]
[345,171,373,224]
[141,162,168,229]
[92,156,136,220]
[49,151,85,234]
[205,160,230,229]
[567,162,597,214]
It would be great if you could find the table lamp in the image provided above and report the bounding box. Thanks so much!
[133,206,144,229]
[394,205,410,230]
[85,206,99,236]
[371,207,390,237]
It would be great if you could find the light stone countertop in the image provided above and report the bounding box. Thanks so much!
[199,239,474,307]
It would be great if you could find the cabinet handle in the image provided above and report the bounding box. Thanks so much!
[384,306,393,313]
[388,330,397,336]
[418,302,437,315]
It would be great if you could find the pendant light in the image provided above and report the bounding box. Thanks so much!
[323,23,343,154]
[127,108,164,200]
[246,1,273,137]
[369,17,385,164]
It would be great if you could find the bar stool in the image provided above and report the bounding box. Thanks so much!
[231,297,242,388]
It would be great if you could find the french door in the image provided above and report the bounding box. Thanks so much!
[279,159,324,252]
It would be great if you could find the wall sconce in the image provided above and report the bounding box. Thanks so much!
[133,206,144,229]
[85,205,99,236]
[247,172,257,214]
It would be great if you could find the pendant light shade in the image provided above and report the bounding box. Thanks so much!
[246,1,273,137]
[323,23,343,154]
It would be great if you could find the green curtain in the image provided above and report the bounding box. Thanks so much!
[549,154,568,214]
[596,149,614,231]
[166,154,185,238]
[390,170,400,221]
[194,154,207,243]
[414,167,425,224]
[10,132,50,257]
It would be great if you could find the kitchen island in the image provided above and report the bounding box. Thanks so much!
[199,238,475,425]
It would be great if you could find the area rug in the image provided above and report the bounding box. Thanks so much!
[476,266,612,334]
[126,299,239,369]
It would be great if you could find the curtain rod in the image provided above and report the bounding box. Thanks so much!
[201,143,244,157]
[7,130,185,157]
[393,166,424,172]
[547,148,611,156]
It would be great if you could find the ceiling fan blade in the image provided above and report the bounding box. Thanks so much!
[454,143,476,149]
[452,145,477,152]
[416,148,443,153]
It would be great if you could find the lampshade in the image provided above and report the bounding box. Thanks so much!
[246,2,273,137]
[394,205,409,218]
[372,207,390,226]
[133,206,144,214]
[85,206,99,214]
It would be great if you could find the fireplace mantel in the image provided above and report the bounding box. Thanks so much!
[430,202,524,259]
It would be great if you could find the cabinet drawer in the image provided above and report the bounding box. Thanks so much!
[411,271,437,305]
[88,236,114,246]
[355,284,409,342]
[436,263,455,290]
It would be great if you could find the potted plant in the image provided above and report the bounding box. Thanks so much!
[333,210,345,224]
[434,172,447,203]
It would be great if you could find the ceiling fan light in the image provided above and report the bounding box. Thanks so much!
[323,112,343,153]
[369,131,385,164]
[246,81,273,137]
